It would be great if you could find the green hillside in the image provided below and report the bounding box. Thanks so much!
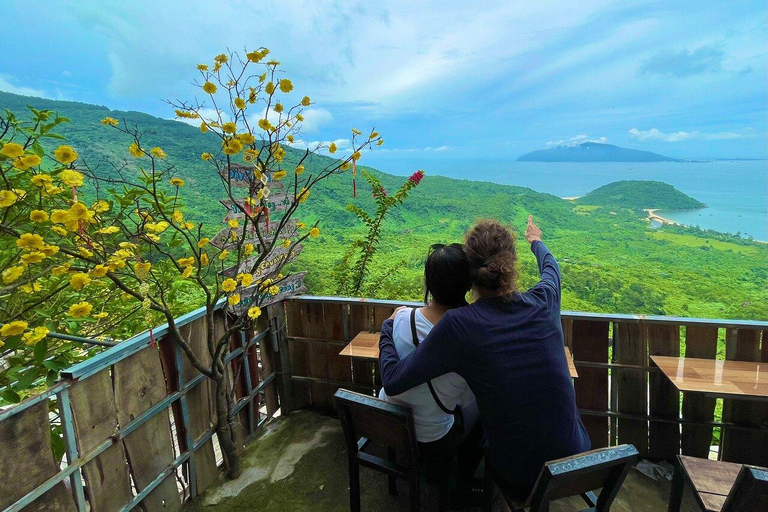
[575,180,706,210]
[1,91,766,320]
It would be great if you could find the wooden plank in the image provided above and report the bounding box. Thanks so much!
[614,322,648,455]
[310,381,333,411]
[114,347,181,512]
[327,342,353,384]
[647,324,681,459]
[561,318,573,350]
[721,329,767,466]
[681,325,719,457]
[0,400,77,512]
[269,303,296,414]
[289,339,309,377]
[571,319,610,448]
[348,304,373,340]
[69,370,133,512]
[257,318,279,417]
[307,339,329,381]
[372,305,396,332]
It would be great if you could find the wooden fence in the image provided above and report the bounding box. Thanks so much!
[0,303,282,512]
[282,296,768,467]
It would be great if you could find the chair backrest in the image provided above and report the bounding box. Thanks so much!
[334,389,419,461]
[722,465,768,512]
[527,444,640,512]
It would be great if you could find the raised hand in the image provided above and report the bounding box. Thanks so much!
[525,215,542,243]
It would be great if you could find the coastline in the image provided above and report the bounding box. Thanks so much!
[644,208,679,226]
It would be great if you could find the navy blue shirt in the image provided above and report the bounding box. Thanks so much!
[379,241,591,487]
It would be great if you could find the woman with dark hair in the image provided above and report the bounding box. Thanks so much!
[379,243,480,498]
[379,216,590,501]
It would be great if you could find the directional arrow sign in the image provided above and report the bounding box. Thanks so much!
[230,271,307,314]
[222,243,303,278]
[219,164,287,189]
[210,219,298,249]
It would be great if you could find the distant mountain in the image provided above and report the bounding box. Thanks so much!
[574,180,705,210]
[517,142,677,162]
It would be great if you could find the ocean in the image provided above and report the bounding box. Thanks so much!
[374,159,768,242]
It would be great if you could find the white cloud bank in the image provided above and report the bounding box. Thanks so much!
[546,135,607,147]
[629,127,755,142]
[0,74,47,98]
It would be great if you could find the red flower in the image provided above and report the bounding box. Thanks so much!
[408,170,424,185]
[373,186,387,198]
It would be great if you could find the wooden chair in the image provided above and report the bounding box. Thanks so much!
[488,444,640,512]
[668,455,768,512]
[335,388,450,512]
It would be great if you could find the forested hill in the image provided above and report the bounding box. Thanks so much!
[574,180,706,210]
[1,90,766,320]
[517,142,676,162]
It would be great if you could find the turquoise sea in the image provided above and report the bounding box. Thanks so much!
[376,159,768,241]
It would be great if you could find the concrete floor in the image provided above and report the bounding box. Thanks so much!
[185,410,700,512]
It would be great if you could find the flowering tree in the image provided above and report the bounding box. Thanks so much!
[0,48,382,477]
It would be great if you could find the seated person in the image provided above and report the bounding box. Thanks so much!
[379,243,480,490]
[379,216,591,501]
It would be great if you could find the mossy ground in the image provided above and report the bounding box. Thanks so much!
[184,410,698,511]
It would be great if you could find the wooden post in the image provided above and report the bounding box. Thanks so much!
[614,322,649,455]
[268,302,295,415]
[647,324,681,459]
[681,325,718,458]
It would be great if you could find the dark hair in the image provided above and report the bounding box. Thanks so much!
[424,243,472,308]
[464,220,518,298]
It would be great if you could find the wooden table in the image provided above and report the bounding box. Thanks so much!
[340,331,579,379]
[651,355,768,402]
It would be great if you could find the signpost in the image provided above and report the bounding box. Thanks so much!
[222,243,303,278]
[210,219,298,250]
[232,272,308,313]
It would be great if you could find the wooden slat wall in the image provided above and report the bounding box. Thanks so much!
[349,304,377,396]
[721,329,767,466]
[614,322,649,455]
[0,401,77,512]
[647,324,681,459]
[571,320,610,448]
[680,325,719,457]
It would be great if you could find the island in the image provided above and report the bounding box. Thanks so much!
[517,142,677,162]
[574,180,705,210]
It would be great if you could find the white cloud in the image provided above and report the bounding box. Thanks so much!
[300,108,333,133]
[546,135,607,147]
[628,127,754,142]
[375,145,453,153]
[288,138,352,155]
[0,74,47,98]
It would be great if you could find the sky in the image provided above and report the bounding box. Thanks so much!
[2,0,766,172]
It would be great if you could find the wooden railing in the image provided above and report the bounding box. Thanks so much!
[281,295,768,467]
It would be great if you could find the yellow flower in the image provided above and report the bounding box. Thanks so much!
[146,221,169,233]
[51,226,68,236]
[150,147,167,159]
[170,177,185,187]
[273,170,287,181]
[222,138,243,155]
[296,113,304,122]
[244,243,254,256]
[90,265,108,278]
[16,154,42,169]
[197,63,208,71]
[23,326,49,345]
[246,50,265,63]
[202,81,217,94]
[70,273,91,290]
[228,293,240,305]
[60,169,84,187]
[0,190,18,208]
[238,132,255,145]
[248,306,262,320]
[1,320,28,337]
[222,278,237,292]
[279,79,294,93]
[31,174,52,187]
[265,82,275,95]
[295,165,305,175]
[98,226,120,234]
[21,252,46,264]
[370,131,379,139]
[377,139,385,146]
[200,253,209,265]
[92,200,110,213]
[134,261,151,280]
[178,257,195,267]
[296,222,306,229]
[101,117,119,126]
[16,233,45,251]
[68,302,93,318]
[328,142,337,154]
[20,282,41,293]
[129,142,144,158]
[301,96,311,106]
[218,249,229,260]
[50,209,71,225]
[172,210,183,223]
[234,97,246,109]
[309,227,320,238]
[352,151,362,161]
[201,152,213,161]
[268,285,279,295]
[273,103,284,114]
[1,142,24,158]
[197,237,210,248]
[228,219,239,228]
[40,244,59,257]
[258,118,272,131]
[78,246,93,258]
[200,122,208,133]
[281,239,291,248]
[214,53,228,63]
[238,273,254,287]
[68,202,90,221]
[54,145,78,164]
[297,187,310,203]
[222,122,237,134]
[93,312,109,320]
[287,134,295,143]
[2,266,24,284]
[52,263,71,275]
[181,266,194,278]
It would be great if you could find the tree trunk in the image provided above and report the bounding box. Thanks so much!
[214,373,242,478]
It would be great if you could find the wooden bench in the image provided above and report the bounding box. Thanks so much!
[668,455,768,512]
[335,388,450,512]
[489,444,640,512]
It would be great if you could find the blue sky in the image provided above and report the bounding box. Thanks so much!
[2,0,765,171]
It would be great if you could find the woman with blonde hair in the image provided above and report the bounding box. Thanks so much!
[379,216,590,501]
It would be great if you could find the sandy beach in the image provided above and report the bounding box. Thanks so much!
[644,209,679,226]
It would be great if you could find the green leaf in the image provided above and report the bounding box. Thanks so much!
[0,389,21,404]
[34,339,48,364]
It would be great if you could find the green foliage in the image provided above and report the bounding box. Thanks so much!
[575,180,706,210]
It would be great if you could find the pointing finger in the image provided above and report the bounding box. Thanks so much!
[528,215,533,225]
